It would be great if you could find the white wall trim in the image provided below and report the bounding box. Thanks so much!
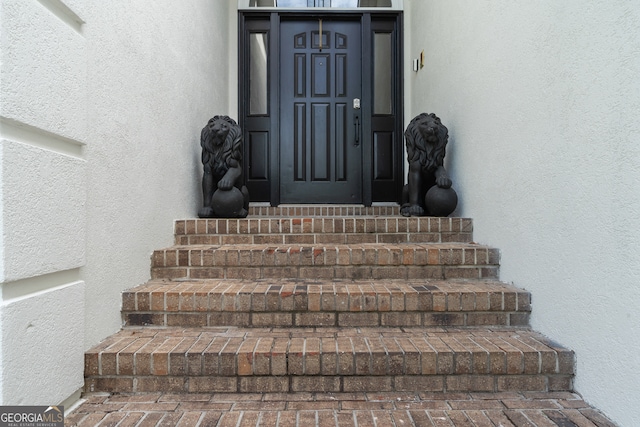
[1,269,82,303]
[35,0,84,34]
[0,118,84,159]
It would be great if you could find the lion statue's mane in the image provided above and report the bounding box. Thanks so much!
[201,115,243,177]
[404,112,448,173]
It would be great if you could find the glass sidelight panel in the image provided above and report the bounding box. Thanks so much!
[249,32,269,115]
[373,32,392,115]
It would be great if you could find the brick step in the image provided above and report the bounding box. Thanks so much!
[151,243,500,281]
[123,279,530,328]
[248,205,401,217]
[84,326,574,394]
[174,217,473,245]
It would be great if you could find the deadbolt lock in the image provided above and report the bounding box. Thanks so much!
[353,98,361,110]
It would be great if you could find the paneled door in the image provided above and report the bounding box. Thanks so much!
[279,19,362,203]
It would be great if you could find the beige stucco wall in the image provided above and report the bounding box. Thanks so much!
[406,1,640,425]
[0,0,233,405]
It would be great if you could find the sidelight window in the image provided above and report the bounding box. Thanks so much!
[249,32,269,115]
[373,32,392,115]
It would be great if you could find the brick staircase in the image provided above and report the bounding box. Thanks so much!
[84,206,574,396]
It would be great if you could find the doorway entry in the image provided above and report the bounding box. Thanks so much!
[239,11,403,206]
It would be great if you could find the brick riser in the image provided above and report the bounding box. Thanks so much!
[174,217,473,245]
[177,233,471,245]
[151,243,499,281]
[84,327,573,394]
[123,279,530,328]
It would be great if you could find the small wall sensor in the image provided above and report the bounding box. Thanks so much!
[412,59,419,72]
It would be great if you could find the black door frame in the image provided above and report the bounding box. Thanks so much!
[239,10,403,206]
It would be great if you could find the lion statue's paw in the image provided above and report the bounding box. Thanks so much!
[198,206,215,218]
[400,204,425,217]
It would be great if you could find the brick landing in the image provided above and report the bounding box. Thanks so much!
[65,391,617,427]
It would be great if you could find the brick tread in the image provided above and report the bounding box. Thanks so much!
[66,391,617,427]
[122,279,530,328]
[85,326,574,394]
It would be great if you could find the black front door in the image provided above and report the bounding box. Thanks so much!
[279,19,362,203]
[240,12,403,206]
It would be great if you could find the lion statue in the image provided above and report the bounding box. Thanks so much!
[198,115,249,218]
[401,113,456,217]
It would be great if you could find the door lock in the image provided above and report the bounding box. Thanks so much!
[353,98,361,110]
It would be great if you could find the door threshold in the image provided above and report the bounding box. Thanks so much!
[249,202,400,207]
[276,204,366,207]
[248,202,400,207]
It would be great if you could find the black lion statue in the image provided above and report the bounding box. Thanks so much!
[401,113,457,217]
[198,115,249,218]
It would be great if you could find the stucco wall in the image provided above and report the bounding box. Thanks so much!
[81,0,233,350]
[406,1,640,425]
[0,0,232,405]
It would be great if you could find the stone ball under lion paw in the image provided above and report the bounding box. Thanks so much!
[425,185,458,217]
[211,187,245,218]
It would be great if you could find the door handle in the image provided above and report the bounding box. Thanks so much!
[354,113,360,147]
